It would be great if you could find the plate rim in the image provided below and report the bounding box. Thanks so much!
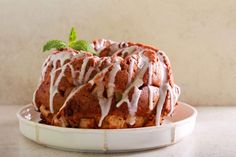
[16,102,197,133]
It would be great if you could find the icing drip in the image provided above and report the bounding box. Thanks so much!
[48,52,74,113]
[78,57,90,84]
[59,86,83,112]
[167,84,174,115]
[88,65,112,85]
[167,84,181,116]
[32,91,38,110]
[137,52,144,69]
[148,63,154,110]
[128,86,142,125]
[97,57,106,68]
[116,55,149,125]
[49,65,68,113]
[107,62,121,98]
[97,62,121,127]
[117,55,149,108]
[97,81,109,127]
[127,58,135,85]
[155,52,168,125]
[41,56,52,80]
[67,64,76,85]
[60,65,112,112]
[45,51,86,113]
[155,51,180,125]
[83,67,94,83]
[148,86,154,110]
[32,56,51,110]
[32,90,38,110]
[148,63,153,85]
[121,46,136,58]
[92,39,115,52]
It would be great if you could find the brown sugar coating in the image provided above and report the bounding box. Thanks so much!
[33,39,180,129]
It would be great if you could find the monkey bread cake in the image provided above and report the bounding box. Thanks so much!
[33,37,181,129]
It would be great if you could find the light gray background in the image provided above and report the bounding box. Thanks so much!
[0,0,236,106]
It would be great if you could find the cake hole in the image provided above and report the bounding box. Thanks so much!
[103,89,108,98]
[138,84,145,90]
[90,84,96,92]
[59,90,65,97]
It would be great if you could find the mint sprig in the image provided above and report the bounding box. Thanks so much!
[43,40,67,52]
[69,27,76,47]
[43,27,97,55]
[70,40,97,55]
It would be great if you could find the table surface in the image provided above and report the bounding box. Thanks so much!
[1,104,236,157]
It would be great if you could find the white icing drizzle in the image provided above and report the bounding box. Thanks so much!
[155,52,168,125]
[128,86,142,125]
[32,91,38,110]
[78,57,90,84]
[174,84,181,99]
[49,64,68,113]
[97,57,106,68]
[48,52,74,113]
[148,63,153,110]
[116,55,149,125]
[167,84,174,115]
[137,52,144,68]
[155,51,181,125]
[88,64,112,85]
[92,39,115,52]
[117,55,149,108]
[149,86,160,110]
[167,84,181,116]
[32,51,74,113]
[97,62,121,127]
[67,64,77,85]
[83,67,94,83]
[97,81,109,127]
[148,86,154,110]
[148,63,153,85]
[59,86,83,112]
[107,62,121,98]
[127,58,135,85]
[59,65,113,112]
[121,46,136,58]
[32,56,51,110]
[41,56,52,80]
[42,51,85,113]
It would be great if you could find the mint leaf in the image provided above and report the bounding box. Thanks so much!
[69,27,76,46]
[42,27,95,54]
[43,40,67,52]
[70,40,96,55]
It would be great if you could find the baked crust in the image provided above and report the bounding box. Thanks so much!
[33,40,180,129]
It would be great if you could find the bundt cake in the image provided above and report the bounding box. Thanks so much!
[33,38,180,129]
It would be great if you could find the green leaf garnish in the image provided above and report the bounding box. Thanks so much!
[43,27,97,55]
[70,40,96,55]
[69,27,76,47]
[43,40,67,52]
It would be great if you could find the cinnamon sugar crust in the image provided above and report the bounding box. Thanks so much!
[33,39,180,129]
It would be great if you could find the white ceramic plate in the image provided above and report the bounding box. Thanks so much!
[17,102,197,153]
